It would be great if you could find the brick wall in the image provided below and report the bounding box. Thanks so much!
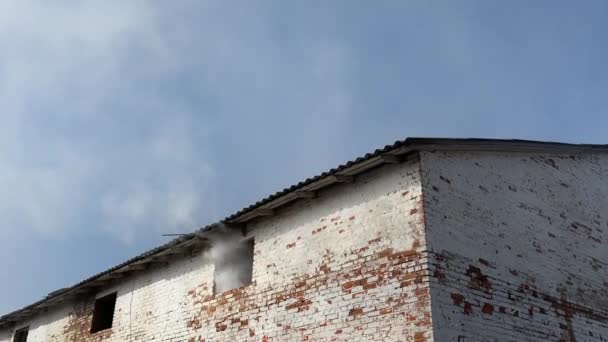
[1,158,430,341]
[421,151,608,341]
[6,149,603,342]
[187,159,430,342]
[0,253,214,342]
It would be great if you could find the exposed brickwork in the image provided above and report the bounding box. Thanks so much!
[183,246,430,341]
[421,151,608,341]
[177,160,431,341]
[1,160,432,341]
[3,150,607,341]
[60,299,112,342]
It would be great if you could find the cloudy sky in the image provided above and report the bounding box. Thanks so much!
[1,1,607,314]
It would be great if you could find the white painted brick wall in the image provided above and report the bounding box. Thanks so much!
[1,159,430,341]
[6,149,603,342]
[421,150,608,341]
[1,252,213,342]
[184,160,430,341]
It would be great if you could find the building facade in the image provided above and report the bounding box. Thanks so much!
[1,138,606,341]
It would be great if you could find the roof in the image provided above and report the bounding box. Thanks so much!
[2,137,607,327]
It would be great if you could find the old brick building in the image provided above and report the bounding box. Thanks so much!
[1,138,607,341]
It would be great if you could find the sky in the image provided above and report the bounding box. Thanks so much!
[1,0,608,314]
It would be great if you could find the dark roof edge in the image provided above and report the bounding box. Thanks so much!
[2,137,607,327]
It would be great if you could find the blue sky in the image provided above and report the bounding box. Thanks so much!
[1,1,607,314]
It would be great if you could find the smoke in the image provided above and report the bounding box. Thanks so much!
[205,227,254,294]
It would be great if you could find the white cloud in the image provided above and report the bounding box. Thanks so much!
[0,1,216,242]
[0,1,356,246]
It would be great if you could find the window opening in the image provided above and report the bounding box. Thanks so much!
[213,237,254,294]
[90,292,117,333]
[13,327,28,342]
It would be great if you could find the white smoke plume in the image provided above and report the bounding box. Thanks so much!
[205,227,254,294]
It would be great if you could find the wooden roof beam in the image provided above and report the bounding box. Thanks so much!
[293,191,316,199]
[116,264,147,273]
[252,209,274,217]
[380,154,403,163]
[331,175,354,183]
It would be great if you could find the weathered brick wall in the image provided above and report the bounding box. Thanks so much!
[1,253,213,342]
[184,159,431,341]
[21,303,71,341]
[421,151,608,341]
[1,158,430,341]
